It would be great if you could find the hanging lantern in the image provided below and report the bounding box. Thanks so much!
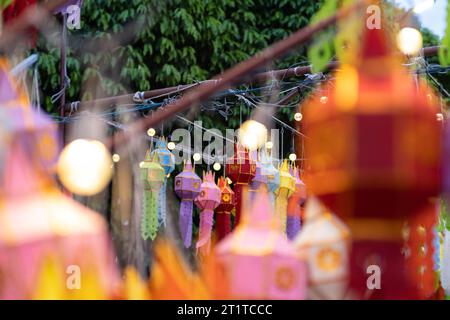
[303,15,441,299]
[140,150,165,241]
[260,148,280,211]
[3,1,38,47]
[151,139,175,228]
[195,171,221,255]
[275,160,295,233]
[0,63,119,298]
[226,144,256,226]
[304,16,441,219]
[294,197,350,299]
[215,177,235,241]
[174,160,202,248]
[216,188,308,299]
[286,167,306,240]
[248,150,268,199]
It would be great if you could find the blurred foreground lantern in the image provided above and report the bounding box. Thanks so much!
[275,160,295,233]
[174,160,201,248]
[294,198,350,299]
[216,188,308,299]
[286,167,306,240]
[303,17,441,299]
[0,62,119,298]
[303,18,441,219]
[215,177,235,241]
[140,150,165,241]
[226,144,256,226]
[195,171,221,255]
[152,139,175,227]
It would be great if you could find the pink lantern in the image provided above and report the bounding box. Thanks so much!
[174,160,202,248]
[216,188,308,299]
[195,171,221,255]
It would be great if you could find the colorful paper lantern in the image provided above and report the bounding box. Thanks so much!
[195,171,221,255]
[226,144,256,226]
[215,177,235,241]
[216,188,308,299]
[303,20,441,220]
[260,148,280,210]
[303,18,442,299]
[151,139,175,227]
[275,160,295,233]
[140,150,165,241]
[248,150,268,196]
[174,160,202,248]
[286,167,306,240]
[294,197,350,299]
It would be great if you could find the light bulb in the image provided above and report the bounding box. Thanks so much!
[320,96,328,104]
[265,141,273,149]
[167,142,176,150]
[289,153,297,161]
[239,120,267,151]
[112,153,120,163]
[294,112,303,121]
[147,128,156,137]
[193,153,201,162]
[437,113,444,121]
[397,27,423,56]
[57,139,112,196]
[213,162,221,171]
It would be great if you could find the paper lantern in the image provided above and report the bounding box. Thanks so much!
[174,160,201,248]
[260,148,280,210]
[140,150,165,241]
[0,68,119,298]
[151,139,175,227]
[3,1,38,47]
[216,188,308,299]
[275,160,295,233]
[226,144,256,226]
[248,150,268,196]
[286,167,306,240]
[304,24,441,219]
[294,197,350,299]
[195,171,221,255]
[215,177,235,241]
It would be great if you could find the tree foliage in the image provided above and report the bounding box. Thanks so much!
[34,0,324,116]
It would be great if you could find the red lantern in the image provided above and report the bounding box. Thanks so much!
[303,21,441,299]
[215,177,235,241]
[225,144,256,226]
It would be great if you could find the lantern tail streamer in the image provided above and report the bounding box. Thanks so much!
[179,200,193,248]
[141,190,158,240]
[286,215,301,240]
[216,212,231,241]
[196,210,214,254]
[275,197,288,233]
[234,184,243,226]
[158,180,167,227]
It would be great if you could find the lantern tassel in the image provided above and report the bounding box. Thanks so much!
[286,215,301,240]
[234,184,243,226]
[158,180,167,227]
[275,196,288,233]
[196,209,214,254]
[141,190,159,240]
[216,212,231,241]
[179,200,193,248]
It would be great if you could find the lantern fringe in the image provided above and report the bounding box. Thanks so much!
[141,190,159,240]
[179,200,193,248]
[158,180,167,227]
[196,210,214,254]
[275,197,288,233]
[286,216,301,240]
[216,212,231,241]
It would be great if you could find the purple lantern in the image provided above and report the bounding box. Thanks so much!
[174,160,202,248]
[195,171,221,255]
[248,150,268,200]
